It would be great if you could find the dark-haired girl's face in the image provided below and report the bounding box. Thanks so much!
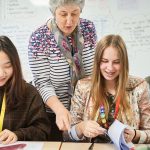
[0,51,13,87]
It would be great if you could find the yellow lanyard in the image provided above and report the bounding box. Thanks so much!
[0,93,6,131]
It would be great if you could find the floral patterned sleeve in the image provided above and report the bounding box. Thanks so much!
[70,80,85,126]
[138,81,150,143]
[70,78,91,126]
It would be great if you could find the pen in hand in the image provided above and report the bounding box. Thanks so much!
[88,137,96,150]
[88,142,94,150]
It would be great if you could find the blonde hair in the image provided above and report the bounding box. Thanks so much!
[90,34,132,124]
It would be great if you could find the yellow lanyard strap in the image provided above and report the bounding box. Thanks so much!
[0,93,6,131]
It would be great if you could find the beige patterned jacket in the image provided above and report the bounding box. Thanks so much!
[70,75,150,143]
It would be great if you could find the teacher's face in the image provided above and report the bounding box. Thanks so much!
[55,4,81,36]
[0,51,13,87]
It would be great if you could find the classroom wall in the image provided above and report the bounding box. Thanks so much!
[0,0,150,82]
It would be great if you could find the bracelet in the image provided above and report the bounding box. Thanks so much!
[132,129,136,141]
[68,126,80,141]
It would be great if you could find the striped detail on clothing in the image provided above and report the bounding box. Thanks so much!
[28,18,97,113]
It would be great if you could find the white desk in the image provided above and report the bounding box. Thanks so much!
[43,142,61,150]
[60,142,150,150]
[92,143,116,150]
[60,143,116,150]
[60,142,91,150]
[0,142,61,150]
[0,142,149,150]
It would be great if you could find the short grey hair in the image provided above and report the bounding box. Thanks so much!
[49,0,85,15]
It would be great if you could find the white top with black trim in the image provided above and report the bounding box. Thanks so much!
[28,18,97,113]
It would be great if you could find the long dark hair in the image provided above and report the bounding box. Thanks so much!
[0,36,26,110]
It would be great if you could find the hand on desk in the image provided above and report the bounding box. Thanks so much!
[0,129,18,144]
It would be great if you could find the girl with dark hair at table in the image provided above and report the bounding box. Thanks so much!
[0,36,51,144]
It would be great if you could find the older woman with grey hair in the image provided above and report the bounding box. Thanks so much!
[28,0,97,141]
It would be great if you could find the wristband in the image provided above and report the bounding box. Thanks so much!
[132,129,136,141]
[68,126,81,141]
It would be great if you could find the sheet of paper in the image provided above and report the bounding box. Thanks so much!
[108,119,135,150]
[108,119,127,149]
[0,141,44,150]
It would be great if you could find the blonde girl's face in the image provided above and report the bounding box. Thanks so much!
[0,51,13,87]
[55,4,81,36]
[100,46,121,83]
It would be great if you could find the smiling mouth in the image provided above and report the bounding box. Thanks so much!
[0,78,6,82]
[105,71,114,75]
[105,73,117,78]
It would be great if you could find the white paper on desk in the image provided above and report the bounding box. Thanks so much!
[108,119,135,150]
[0,141,44,150]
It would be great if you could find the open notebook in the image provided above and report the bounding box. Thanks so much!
[107,119,135,150]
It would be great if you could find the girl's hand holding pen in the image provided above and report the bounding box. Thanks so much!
[77,120,106,138]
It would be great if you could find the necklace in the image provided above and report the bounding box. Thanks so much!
[0,93,6,131]
[98,96,121,129]
[99,105,108,128]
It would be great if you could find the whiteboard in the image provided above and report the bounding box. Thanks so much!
[0,0,150,82]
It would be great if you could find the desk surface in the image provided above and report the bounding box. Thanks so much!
[60,142,91,150]
[92,143,116,150]
[0,142,62,150]
[43,142,61,150]
[0,142,149,150]
[60,143,117,150]
[60,142,150,150]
